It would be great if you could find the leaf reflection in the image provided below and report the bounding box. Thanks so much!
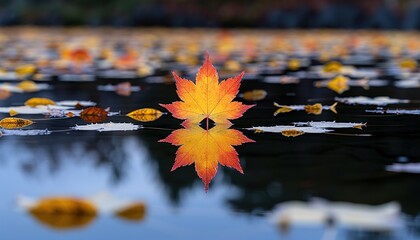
[160,124,254,191]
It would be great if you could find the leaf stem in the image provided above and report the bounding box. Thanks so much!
[206,117,209,130]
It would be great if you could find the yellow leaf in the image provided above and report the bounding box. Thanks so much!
[126,108,163,122]
[114,202,146,222]
[288,58,300,70]
[323,61,342,73]
[17,80,38,92]
[29,197,97,230]
[241,89,267,101]
[0,117,33,129]
[399,58,417,70]
[25,97,56,107]
[327,75,349,94]
[15,64,36,77]
[304,103,323,115]
[9,109,18,116]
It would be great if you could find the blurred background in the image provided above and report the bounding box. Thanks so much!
[1,0,420,29]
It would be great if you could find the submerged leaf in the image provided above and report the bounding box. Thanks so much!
[25,97,56,107]
[0,117,33,129]
[126,108,163,122]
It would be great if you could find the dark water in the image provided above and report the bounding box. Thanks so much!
[0,76,419,240]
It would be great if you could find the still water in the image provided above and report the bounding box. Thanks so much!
[0,76,419,240]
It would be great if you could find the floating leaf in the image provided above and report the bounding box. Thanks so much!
[399,58,417,70]
[273,102,337,116]
[25,97,56,107]
[17,80,38,92]
[9,109,18,116]
[160,53,253,126]
[240,89,267,101]
[28,197,97,230]
[0,117,33,129]
[160,124,254,191]
[73,122,140,132]
[287,59,300,70]
[304,103,323,115]
[281,129,305,137]
[323,61,342,73]
[15,64,36,77]
[80,107,108,123]
[126,108,163,122]
[326,75,349,94]
[114,203,146,222]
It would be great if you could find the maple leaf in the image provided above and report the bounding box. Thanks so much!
[160,53,254,127]
[160,124,254,191]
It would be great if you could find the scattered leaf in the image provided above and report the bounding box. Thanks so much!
[160,53,253,126]
[304,103,323,115]
[0,117,33,129]
[323,61,342,73]
[17,80,38,92]
[126,108,163,122]
[114,203,146,222]
[80,107,108,123]
[326,75,349,94]
[240,89,267,101]
[281,129,305,137]
[28,197,97,230]
[25,97,56,107]
[9,109,18,116]
[287,59,300,70]
[160,124,254,191]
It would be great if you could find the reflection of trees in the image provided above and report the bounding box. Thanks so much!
[223,133,420,216]
[1,132,129,184]
[137,129,200,205]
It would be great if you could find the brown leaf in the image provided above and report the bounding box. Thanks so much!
[80,107,108,123]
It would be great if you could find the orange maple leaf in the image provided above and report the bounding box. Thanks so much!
[160,125,254,191]
[160,53,254,127]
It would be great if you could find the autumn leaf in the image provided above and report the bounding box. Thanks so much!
[25,97,56,107]
[80,107,108,123]
[160,53,254,127]
[126,108,163,122]
[160,124,254,191]
[0,117,33,129]
[28,197,97,230]
[114,203,146,222]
